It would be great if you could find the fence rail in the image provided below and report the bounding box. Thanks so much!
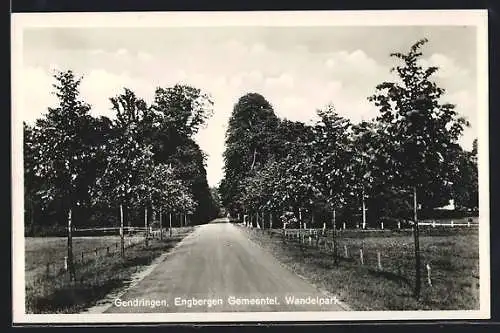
[240,224,480,299]
[29,227,189,283]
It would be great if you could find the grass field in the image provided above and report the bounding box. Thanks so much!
[243,226,480,311]
[25,227,195,314]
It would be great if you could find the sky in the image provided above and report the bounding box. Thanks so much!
[21,25,478,187]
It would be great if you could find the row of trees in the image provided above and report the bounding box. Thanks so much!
[24,70,221,235]
[220,38,478,228]
[219,37,478,299]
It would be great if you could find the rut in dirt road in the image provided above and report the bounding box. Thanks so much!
[104,219,348,313]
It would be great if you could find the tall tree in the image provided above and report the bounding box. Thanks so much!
[368,38,470,298]
[149,85,217,223]
[310,105,351,262]
[30,70,95,216]
[91,88,156,223]
[29,69,97,280]
[221,93,280,215]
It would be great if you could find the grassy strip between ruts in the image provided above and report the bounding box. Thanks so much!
[25,228,195,314]
[240,226,480,311]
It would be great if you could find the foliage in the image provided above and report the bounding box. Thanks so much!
[367,38,470,209]
[24,70,218,234]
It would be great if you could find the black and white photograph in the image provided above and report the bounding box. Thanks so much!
[11,10,489,323]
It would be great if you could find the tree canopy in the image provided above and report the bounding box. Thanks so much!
[24,70,219,234]
[219,38,478,228]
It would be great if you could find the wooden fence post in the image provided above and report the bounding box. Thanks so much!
[426,263,432,287]
[120,204,125,258]
[67,208,76,282]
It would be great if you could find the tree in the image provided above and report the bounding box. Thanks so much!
[348,120,395,228]
[29,69,97,280]
[148,85,217,223]
[151,84,214,139]
[368,38,470,298]
[209,186,223,217]
[310,105,351,263]
[91,89,156,220]
[221,93,280,215]
[449,140,478,211]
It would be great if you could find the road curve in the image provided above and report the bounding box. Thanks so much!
[104,219,347,313]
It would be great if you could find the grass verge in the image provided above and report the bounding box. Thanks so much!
[241,226,480,311]
[25,228,194,314]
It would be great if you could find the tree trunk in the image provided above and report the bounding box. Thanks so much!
[413,186,421,298]
[120,204,124,257]
[169,212,172,237]
[250,148,257,170]
[362,186,367,229]
[159,208,163,240]
[67,208,76,282]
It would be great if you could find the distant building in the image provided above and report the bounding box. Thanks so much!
[437,199,455,211]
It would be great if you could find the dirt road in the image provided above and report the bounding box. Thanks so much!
[103,219,348,313]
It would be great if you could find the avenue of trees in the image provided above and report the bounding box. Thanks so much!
[220,38,479,230]
[24,70,221,235]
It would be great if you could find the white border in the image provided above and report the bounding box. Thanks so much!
[11,9,490,324]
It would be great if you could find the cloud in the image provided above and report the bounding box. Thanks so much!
[137,51,154,62]
[422,53,470,79]
[115,48,128,57]
[22,66,156,123]
[325,49,383,77]
[265,73,295,91]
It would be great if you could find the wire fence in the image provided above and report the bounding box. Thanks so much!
[238,224,480,307]
[26,227,191,286]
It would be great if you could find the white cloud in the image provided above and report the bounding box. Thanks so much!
[88,49,105,55]
[265,73,295,91]
[115,48,128,57]
[325,49,383,77]
[137,51,153,62]
[422,53,470,79]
